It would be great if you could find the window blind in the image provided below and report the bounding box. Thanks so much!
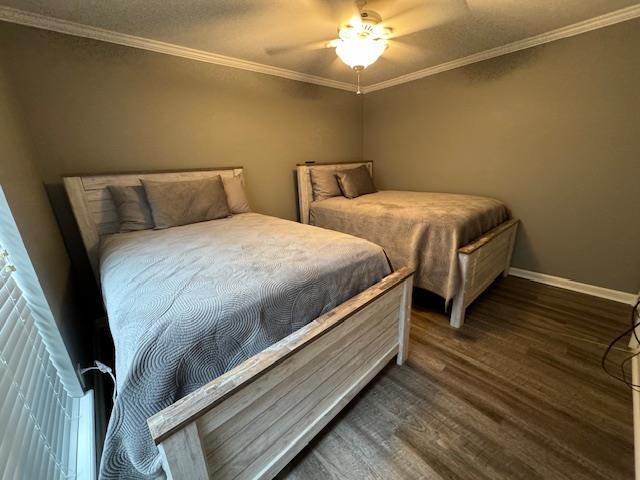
[0,251,81,479]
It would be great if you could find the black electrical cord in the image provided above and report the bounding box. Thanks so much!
[633,299,640,346]
[601,299,640,390]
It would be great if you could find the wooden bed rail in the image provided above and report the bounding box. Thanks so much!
[458,218,520,255]
[148,267,414,479]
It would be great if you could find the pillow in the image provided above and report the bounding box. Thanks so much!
[336,165,376,199]
[310,168,342,201]
[141,176,231,229]
[108,185,154,232]
[222,174,251,214]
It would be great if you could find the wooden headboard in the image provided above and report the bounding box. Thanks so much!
[63,167,244,282]
[296,161,373,224]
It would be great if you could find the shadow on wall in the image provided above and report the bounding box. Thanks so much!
[56,267,93,371]
[284,78,325,100]
[509,222,541,273]
[292,169,302,222]
[45,183,104,320]
[462,42,545,83]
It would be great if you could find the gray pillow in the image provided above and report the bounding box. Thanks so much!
[222,174,251,214]
[336,166,376,199]
[108,185,154,232]
[310,168,342,201]
[141,176,231,229]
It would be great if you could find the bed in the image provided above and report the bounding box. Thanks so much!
[64,167,414,480]
[297,161,518,328]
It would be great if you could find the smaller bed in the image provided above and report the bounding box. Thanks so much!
[297,161,519,328]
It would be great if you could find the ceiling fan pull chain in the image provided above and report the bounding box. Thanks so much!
[356,70,362,95]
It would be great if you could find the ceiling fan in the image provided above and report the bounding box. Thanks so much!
[266,0,469,93]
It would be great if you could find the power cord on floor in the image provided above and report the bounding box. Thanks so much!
[80,360,117,402]
[601,299,640,391]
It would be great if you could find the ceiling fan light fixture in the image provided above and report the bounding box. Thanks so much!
[335,36,387,70]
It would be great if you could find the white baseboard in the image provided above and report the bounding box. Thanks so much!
[509,267,638,306]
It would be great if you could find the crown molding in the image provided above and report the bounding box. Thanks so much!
[2,4,639,95]
[362,3,640,93]
[0,6,357,92]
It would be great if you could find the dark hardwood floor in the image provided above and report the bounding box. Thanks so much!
[278,276,635,480]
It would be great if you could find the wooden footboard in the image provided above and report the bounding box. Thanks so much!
[450,219,519,328]
[148,267,414,480]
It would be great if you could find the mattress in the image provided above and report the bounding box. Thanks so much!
[98,212,391,479]
[309,190,510,301]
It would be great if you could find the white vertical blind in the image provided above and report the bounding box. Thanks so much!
[0,252,80,479]
[0,186,93,479]
[0,189,83,399]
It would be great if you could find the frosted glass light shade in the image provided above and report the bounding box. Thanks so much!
[335,37,386,69]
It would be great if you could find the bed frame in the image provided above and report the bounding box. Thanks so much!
[297,161,519,328]
[64,167,414,479]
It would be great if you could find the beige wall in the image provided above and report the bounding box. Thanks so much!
[364,19,640,293]
[0,22,363,222]
[0,65,86,366]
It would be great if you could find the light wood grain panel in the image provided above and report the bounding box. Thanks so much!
[450,220,518,328]
[397,274,413,365]
[296,166,312,225]
[80,168,239,190]
[158,422,210,480]
[464,233,513,303]
[63,176,101,278]
[463,223,518,303]
[91,207,119,225]
[88,198,114,215]
[86,189,111,202]
[458,218,519,255]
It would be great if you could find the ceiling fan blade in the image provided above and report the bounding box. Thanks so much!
[380,0,470,38]
[385,38,431,58]
[303,0,362,24]
[377,0,469,18]
[265,39,338,56]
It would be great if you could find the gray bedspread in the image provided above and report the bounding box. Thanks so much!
[98,213,390,479]
[310,191,509,302]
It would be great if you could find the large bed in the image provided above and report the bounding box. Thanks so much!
[64,168,414,480]
[297,161,519,328]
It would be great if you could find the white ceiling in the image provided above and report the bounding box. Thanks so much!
[1,0,639,87]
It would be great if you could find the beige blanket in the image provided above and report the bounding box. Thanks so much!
[310,191,510,302]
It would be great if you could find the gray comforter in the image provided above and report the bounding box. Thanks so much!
[98,213,390,479]
[310,191,509,302]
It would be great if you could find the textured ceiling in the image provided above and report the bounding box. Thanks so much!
[1,0,639,86]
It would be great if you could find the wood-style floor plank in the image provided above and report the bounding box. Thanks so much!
[278,276,634,480]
